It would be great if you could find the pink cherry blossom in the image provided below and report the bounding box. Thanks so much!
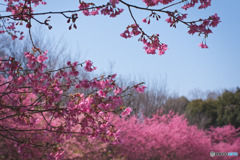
[110,0,119,7]
[120,107,132,117]
[114,87,122,95]
[37,51,48,63]
[84,60,96,72]
[97,90,107,98]
[210,13,221,27]
[135,85,146,93]
[198,42,208,48]
[120,29,132,38]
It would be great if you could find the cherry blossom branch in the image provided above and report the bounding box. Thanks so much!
[0,5,108,19]
[127,6,148,38]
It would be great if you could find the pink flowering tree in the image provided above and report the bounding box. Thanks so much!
[109,112,212,160]
[0,0,221,159]
[106,112,240,160]
[59,112,240,160]
[0,49,146,159]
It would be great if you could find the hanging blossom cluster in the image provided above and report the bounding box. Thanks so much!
[186,14,220,35]
[120,24,142,38]
[180,0,219,34]
[120,24,168,55]
[120,24,166,55]
[142,35,168,55]
[0,49,145,159]
[165,11,220,48]
[187,13,220,48]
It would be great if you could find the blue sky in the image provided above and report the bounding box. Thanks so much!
[31,1,240,97]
